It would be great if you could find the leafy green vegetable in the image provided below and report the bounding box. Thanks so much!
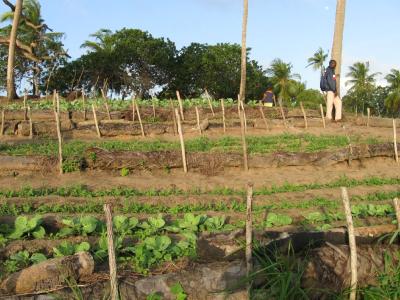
[113,215,139,236]
[264,213,293,227]
[53,241,91,257]
[171,282,187,300]
[8,216,46,239]
[2,250,47,274]
[58,216,101,237]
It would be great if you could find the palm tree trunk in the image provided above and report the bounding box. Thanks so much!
[239,0,248,103]
[6,0,23,101]
[331,0,346,98]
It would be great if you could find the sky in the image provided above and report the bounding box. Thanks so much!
[2,0,400,93]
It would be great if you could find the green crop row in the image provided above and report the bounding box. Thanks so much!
[0,175,398,200]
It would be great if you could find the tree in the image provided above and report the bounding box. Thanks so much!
[4,0,23,100]
[331,0,346,97]
[345,62,380,113]
[384,69,400,116]
[307,47,328,76]
[296,89,325,109]
[239,0,248,103]
[1,0,67,97]
[267,58,301,106]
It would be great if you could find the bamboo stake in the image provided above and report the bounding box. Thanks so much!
[239,109,249,171]
[82,90,87,121]
[341,187,358,300]
[131,97,136,122]
[300,102,308,129]
[54,93,63,175]
[135,102,145,137]
[92,104,101,138]
[0,109,4,136]
[393,198,400,231]
[28,106,33,139]
[259,104,269,131]
[393,119,398,163]
[195,106,202,135]
[23,92,27,121]
[221,99,226,133]
[320,104,326,129]
[176,90,185,121]
[175,108,187,173]
[170,99,177,135]
[367,108,370,127]
[103,204,118,300]
[246,183,253,290]
[205,89,215,116]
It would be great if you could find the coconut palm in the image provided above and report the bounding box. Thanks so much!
[331,0,346,97]
[307,47,328,76]
[4,0,23,100]
[267,58,301,106]
[346,62,380,113]
[384,69,400,116]
[238,0,248,103]
[81,29,115,54]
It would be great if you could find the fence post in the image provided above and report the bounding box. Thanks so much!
[136,102,145,137]
[54,93,63,175]
[205,89,215,117]
[0,109,5,136]
[239,108,249,171]
[28,106,33,139]
[195,106,202,135]
[221,99,226,133]
[92,104,101,138]
[393,119,398,163]
[176,90,185,121]
[246,183,253,293]
[320,104,326,129]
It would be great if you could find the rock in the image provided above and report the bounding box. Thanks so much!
[0,252,94,295]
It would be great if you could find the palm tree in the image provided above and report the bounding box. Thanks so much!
[5,0,23,100]
[346,62,380,113]
[81,29,115,53]
[267,58,301,106]
[238,0,248,103]
[384,69,400,116]
[307,47,328,76]
[331,0,347,97]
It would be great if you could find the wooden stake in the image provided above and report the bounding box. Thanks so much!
[300,102,308,129]
[92,104,101,138]
[176,90,185,121]
[23,92,27,121]
[195,106,202,135]
[320,104,326,129]
[175,108,187,173]
[52,90,56,111]
[205,89,215,116]
[131,97,136,122]
[393,198,400,231]
[240,100,248,133]
[246,183,253,288]
[0,109,4,136]
[28,106,33,139]
[135,102,145,137]
[54,94,63,175]
[278,100,287,128]
[237,94,241,118]
[152,99,156,119]
[239,109,249,171]
[221,99,226,133]
[170,99,177,135]
[103,204,118,300]
[101,89,111,120]
[367,108,370,127]
[341,187,358,300]
[259,104,269,131]
[393,119,398,163]
[82,90,87,121]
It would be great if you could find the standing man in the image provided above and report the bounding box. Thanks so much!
[322,59,342,121]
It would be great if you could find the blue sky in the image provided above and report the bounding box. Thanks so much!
[2,0,400,92]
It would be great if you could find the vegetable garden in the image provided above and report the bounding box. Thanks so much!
[0,96,399,300]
